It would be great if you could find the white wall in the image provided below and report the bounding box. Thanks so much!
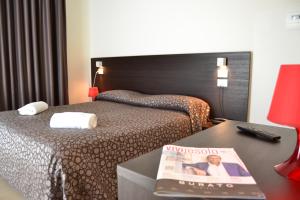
[250,0,300,125]
[67,0,300,125]
[89,0,255,57]
[66,0,91,104]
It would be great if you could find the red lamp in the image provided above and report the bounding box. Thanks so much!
[268,64,300,181]
[88,87,99,100]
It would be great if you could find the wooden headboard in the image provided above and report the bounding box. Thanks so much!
[91,52,251,121]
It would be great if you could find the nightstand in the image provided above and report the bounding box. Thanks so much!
[117,120,300,200]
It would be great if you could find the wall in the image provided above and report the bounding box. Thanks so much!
[87,0,300,125]
[66,0,91,104]
[67,0,300,125]
[89,0,255,57]
[250,0,300,125]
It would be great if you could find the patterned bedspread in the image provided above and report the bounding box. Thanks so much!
[0,90,210,200]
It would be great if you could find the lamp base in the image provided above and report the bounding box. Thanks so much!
[274,128,300,181]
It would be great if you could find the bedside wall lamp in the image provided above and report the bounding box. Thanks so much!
[96,61,104,75]
[217,58,228,87]
[88,61,104,100]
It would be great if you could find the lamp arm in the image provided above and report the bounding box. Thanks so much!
[92,71,98,87]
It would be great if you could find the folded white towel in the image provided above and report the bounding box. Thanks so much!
[18,101,49,115]
[50,112,97,129]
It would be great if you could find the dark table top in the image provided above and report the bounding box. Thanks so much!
[118,120,300,200]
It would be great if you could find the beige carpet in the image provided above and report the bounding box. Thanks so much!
[0,177,24,200]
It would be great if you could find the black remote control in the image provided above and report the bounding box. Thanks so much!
[236,125,281,142]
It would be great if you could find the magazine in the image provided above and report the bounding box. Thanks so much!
[154,145,265,199]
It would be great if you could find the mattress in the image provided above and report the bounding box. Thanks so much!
[0,90,210,200]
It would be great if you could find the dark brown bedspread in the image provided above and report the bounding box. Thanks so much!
[0,91,209,200]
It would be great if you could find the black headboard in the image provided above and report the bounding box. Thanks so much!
[91,52,251,121]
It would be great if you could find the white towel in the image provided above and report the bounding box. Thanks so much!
[18,101,49,115]
[50,112,97,129]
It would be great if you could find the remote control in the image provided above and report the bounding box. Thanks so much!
[236,125,281,142]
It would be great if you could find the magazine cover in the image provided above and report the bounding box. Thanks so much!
[154,145,265,199]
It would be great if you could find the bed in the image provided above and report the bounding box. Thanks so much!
[0,90,210,200]
[0,52,251,200]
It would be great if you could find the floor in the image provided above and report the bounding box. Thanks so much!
[0,177,23,200]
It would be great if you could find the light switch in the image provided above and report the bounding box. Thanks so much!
[286,13,300,29]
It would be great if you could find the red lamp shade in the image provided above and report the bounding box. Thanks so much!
[267,64,300,181]
[268,65,300,127]
[88,87,99,98]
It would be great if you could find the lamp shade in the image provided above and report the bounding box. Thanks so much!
[88,87,99,98]
[268,65,300,128]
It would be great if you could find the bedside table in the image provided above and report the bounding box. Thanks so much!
[117,120,300,200]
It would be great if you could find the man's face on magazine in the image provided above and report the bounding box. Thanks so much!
[207,155,221,165]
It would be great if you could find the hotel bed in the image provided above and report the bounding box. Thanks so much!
[0,52,251,200]
[0,90,210,200]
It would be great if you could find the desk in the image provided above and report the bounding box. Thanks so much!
[117,120,300,200]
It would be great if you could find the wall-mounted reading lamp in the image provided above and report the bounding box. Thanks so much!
[88,61,104,100]
[217,58,228,87]
[216,57,228,120]
[96,61,104,75]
